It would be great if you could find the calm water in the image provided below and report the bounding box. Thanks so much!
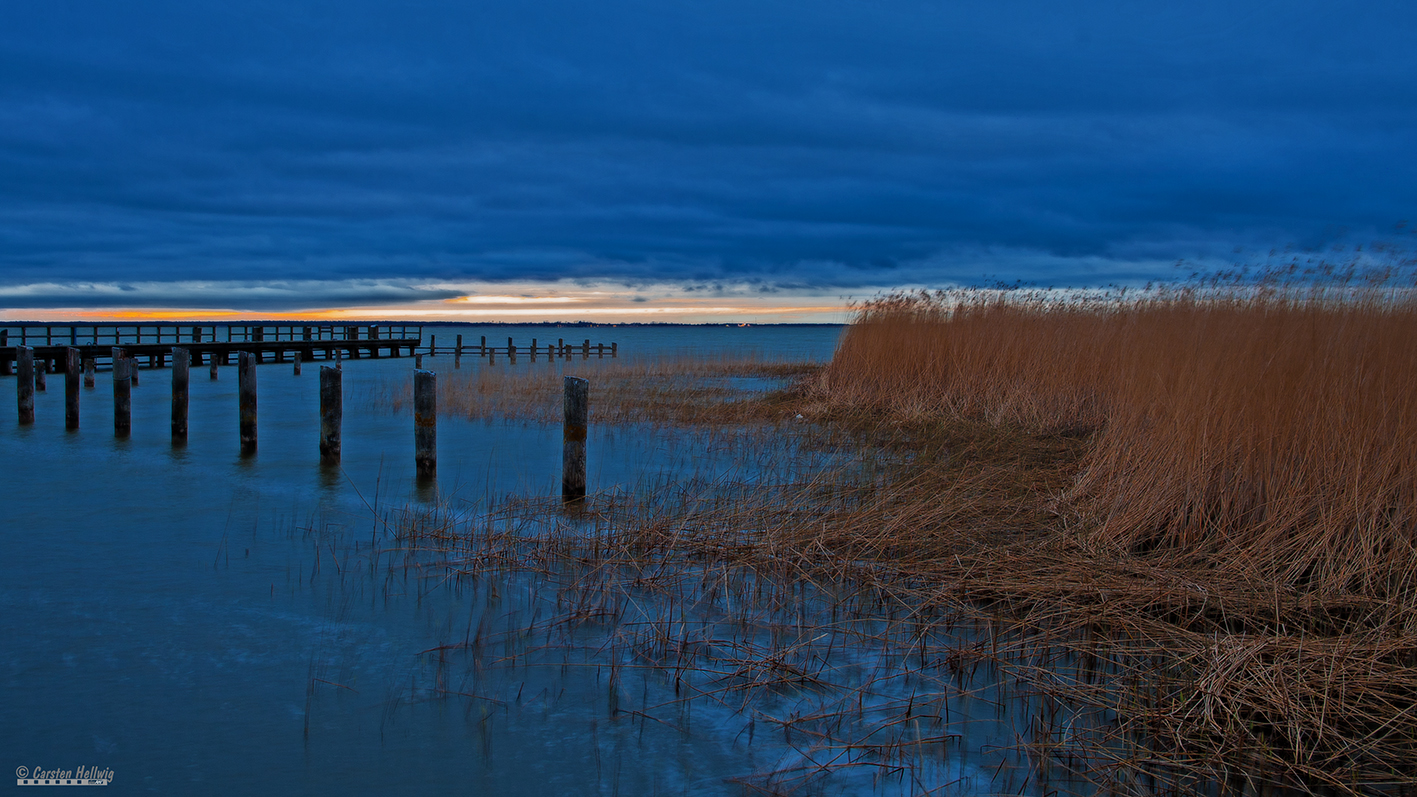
[1,325,1090,795]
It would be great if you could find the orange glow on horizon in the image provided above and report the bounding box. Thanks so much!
[1,300,849,324]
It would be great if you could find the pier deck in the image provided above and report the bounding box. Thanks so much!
[0,324,423,371]
[0,323,620,373]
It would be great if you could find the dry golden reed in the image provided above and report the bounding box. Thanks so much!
[819,288,1417,614]
[800,286,1417,792]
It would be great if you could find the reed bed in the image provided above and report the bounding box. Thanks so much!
[805,286,1417,792]
[352,286,1417,793]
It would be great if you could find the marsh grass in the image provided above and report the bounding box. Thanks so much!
[355,287,1417,793]
[805,286,1417,793]
[374,353,815,425]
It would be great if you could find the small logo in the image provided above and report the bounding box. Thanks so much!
[15,766,112,786]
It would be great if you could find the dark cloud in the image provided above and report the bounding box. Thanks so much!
[0,0,1414,306]
[0,280,462,310]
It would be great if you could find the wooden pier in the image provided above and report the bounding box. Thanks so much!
[3,321,617,482]
[0,324,424,373]
[0,324,620,373]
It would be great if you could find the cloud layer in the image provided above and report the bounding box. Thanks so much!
[1,0,1414,311]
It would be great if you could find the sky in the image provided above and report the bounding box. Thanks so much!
[1,0,1414,322]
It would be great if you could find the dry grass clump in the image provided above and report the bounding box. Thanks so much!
[375,353,813,425]
[802,284,1417,792]
[819,287,1417,617]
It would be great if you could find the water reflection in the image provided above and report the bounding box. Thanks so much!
[10,326,1059,795]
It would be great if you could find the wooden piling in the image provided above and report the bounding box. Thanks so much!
[35,360,46,392]
[293,350,302,376]
[238,351,257,455]
[84,358,95,388]
[210,355,219,380]
[582,339,590,359]
[611,342,617,358]
[562,376,589,505]
[508,337,516,364]
[65,348,80,430]
[415,353,422,369]
[414,369,436,481]
[113,356,131,436]
[16,346,34,424]
[456,334,463,355]
[319,365,341,466]
[129,358,140,386]
[531,338,537,362]
[171,348,189,442]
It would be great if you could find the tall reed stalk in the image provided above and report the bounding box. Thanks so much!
[821,288,1417,614]
[808,285,1417,792]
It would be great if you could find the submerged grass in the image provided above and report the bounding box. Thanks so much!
[375,353,815,425]
[362,283,1417,794]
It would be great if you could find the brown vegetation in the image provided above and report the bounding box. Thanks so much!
[804,287,1417,792]
[375,353,813,425]
[371,285,1417,792]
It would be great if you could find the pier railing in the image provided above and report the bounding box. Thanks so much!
[0,323,424,372]
[0,323,422,347]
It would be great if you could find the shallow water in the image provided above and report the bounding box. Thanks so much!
[1,324,1103,794]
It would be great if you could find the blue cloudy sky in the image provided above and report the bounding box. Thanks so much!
[1,0,1414,320]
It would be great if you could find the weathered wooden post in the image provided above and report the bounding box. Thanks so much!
[129,358,140,386]
[508,337,516,364]
[293,350,302,376]
[335,347,343,368]
[582,339,590,359]
[16,346,34,424]
[429,334,436,356]
[83,358,95,388]
[238,351,257,455]
[209,355,219,380]
[563,376,588,505]
[611,342,617,358]
[415,353,423,369]
[171,348,189,443]
[456,335,463,355]
[319,365,341,466]
[113,356,131,436]
[531,338,538,362]
[65,348,80,430]
[35,359,46,392]
[480,335,486,357]
[414,369,436,480]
